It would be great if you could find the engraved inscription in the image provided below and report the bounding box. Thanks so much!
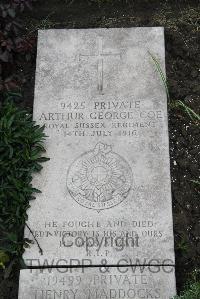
[67,143,133,210]
[79,37,121,93]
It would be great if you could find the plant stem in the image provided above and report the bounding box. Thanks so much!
[25,224,43,255]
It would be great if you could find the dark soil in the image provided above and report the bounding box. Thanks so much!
[0,0,199,298]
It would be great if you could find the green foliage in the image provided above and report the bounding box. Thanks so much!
[175,101,200,123]
[173,282,200,299]
[0,250,10,269]
[0,98,49,271]
[176,235,189,254]
[173,270,200,299]
[149,52,200,124]
[190,180,200,186]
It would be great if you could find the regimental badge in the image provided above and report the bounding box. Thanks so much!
[67,143,133,211]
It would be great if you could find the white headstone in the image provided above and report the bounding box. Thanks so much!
[23,28,175,268]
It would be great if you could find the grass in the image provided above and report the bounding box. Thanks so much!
[173,282,200,299]
[173,270,200,299]
[149,51,200,124]
[148,51,170,100]
[175,101,200,122]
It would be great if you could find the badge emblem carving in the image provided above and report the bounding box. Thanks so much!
[67,143,132,211]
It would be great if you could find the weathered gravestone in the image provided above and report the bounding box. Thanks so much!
[18,266,176,299]
[18,27,176,298]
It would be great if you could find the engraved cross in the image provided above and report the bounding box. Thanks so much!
[79,37,121,93]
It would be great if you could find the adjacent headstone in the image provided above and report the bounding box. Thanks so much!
[18,266,176,299]
[23,28,175,268]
